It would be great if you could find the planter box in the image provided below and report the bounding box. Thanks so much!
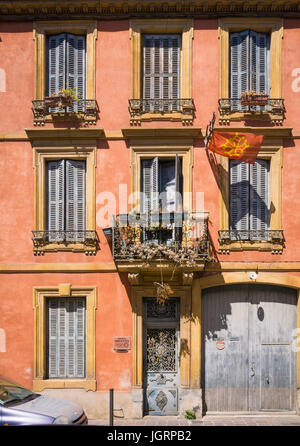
[241,93,269,106]
[44,95,73,108]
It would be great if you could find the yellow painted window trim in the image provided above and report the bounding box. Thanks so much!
[130,142,194,213]
[33,20,97,123]
[129,19,194,124]
[218,17,283,125]
[33,144,97,254]
[219,142,283,253]
[33,285,97,392]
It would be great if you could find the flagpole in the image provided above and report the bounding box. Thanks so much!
[204,112,216,150]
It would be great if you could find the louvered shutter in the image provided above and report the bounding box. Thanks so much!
[175,154,183,212]
[229,160,250,239]
[230,30,249,111]
[65,160,86,242]
[250,159,270,239]
[250,31,270,110]
[141,157,159,213]
[47,160,65,242]
[47,34,66,112]
[47,297,86,379]
[143,35,180,112]
[66,34,86,112]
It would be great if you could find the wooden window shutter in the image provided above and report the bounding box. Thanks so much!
[250,31,270,95]
[65,160,86,241]
[229,160,250,238]
[66,34,86,112]
[250,159,270,238]
[143,35,180,112]
[230,30,249,110]
[47,297,86,379]
[47,160,65,242]
[141,157,159,213]
[47,34,66,112]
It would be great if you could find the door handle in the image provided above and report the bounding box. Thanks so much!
[250,366,255,377]
[266,377,270,385]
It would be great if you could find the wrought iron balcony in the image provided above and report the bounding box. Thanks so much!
[218,98,285,125]
[218,230,284,247]
[32,230,99,255]
[32,99,99,126]
[112,212,210,263]
[128,98,195,125]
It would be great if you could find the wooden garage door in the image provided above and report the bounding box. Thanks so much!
[202,284,297,412]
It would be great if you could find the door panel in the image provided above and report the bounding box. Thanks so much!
[202,285,249,412]
[202,284,297,413]
[143,298,180,415]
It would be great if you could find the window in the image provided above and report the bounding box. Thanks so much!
[141,156,182,213]
[218,18,284,125]
[46,34,86,112]
[46,159,86,242]
[142,34,180,112]
[129,19,194,124]
[47,297,86,379]
[33,21,98,125]
[31,140,97,255]
[229,159,270,239]
[33,286,97,391]
[230,30,270,110]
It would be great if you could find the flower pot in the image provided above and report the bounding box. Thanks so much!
[44,95,73,108]
[241,93,269,106]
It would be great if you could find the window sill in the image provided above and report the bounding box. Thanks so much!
[33,379,96,392]
[32,231,99,256]
[129,99,195,126]
[218,240,284,254]
[218,98,285,126]
[32,99,99,126]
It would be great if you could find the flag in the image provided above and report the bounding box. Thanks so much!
[207,131,264,164]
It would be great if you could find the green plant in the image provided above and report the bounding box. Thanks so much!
[184,410,196,420]
[51,86,81,102]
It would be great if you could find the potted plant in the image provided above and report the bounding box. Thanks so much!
[241,90,269,106]
[44,86,81,108]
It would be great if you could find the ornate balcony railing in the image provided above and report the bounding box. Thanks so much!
[32,99,99,126]
[218,98,285,125]
[32,230,99,255]
[112,212,210,262]
[128,98,195,125]
[218,230,284,243]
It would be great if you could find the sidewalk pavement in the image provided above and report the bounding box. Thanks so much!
[88,414,300,426]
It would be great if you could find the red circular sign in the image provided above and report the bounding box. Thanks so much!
[216,340,225,350]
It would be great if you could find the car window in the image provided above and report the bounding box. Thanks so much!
[0,384,34,405]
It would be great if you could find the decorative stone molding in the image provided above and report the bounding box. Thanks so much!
[2,1,300,19]
[128,273,141,285]
[182,272,194,285]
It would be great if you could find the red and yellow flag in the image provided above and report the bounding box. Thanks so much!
[207,131,264,164]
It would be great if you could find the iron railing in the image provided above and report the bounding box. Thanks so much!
[32,99,99,125]
[32,230,99,254]
[218,230,284,243]
[129,98,195,114]
[112,212,210,261]
[218,97,285,114]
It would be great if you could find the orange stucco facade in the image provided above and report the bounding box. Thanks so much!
[1,1,300,419]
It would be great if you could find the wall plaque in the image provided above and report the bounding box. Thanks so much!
[114,337,131,352]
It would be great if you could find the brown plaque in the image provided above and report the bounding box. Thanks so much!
[114,337,131,352]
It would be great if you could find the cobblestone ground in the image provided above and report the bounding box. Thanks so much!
[88,414,300,426]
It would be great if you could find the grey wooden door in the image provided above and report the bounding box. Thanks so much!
[143,298,180,415]
[202,284,297,412]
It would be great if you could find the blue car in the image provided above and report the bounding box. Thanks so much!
[0,375,88,425]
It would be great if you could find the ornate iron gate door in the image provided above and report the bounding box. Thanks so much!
[143,298,180,415]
